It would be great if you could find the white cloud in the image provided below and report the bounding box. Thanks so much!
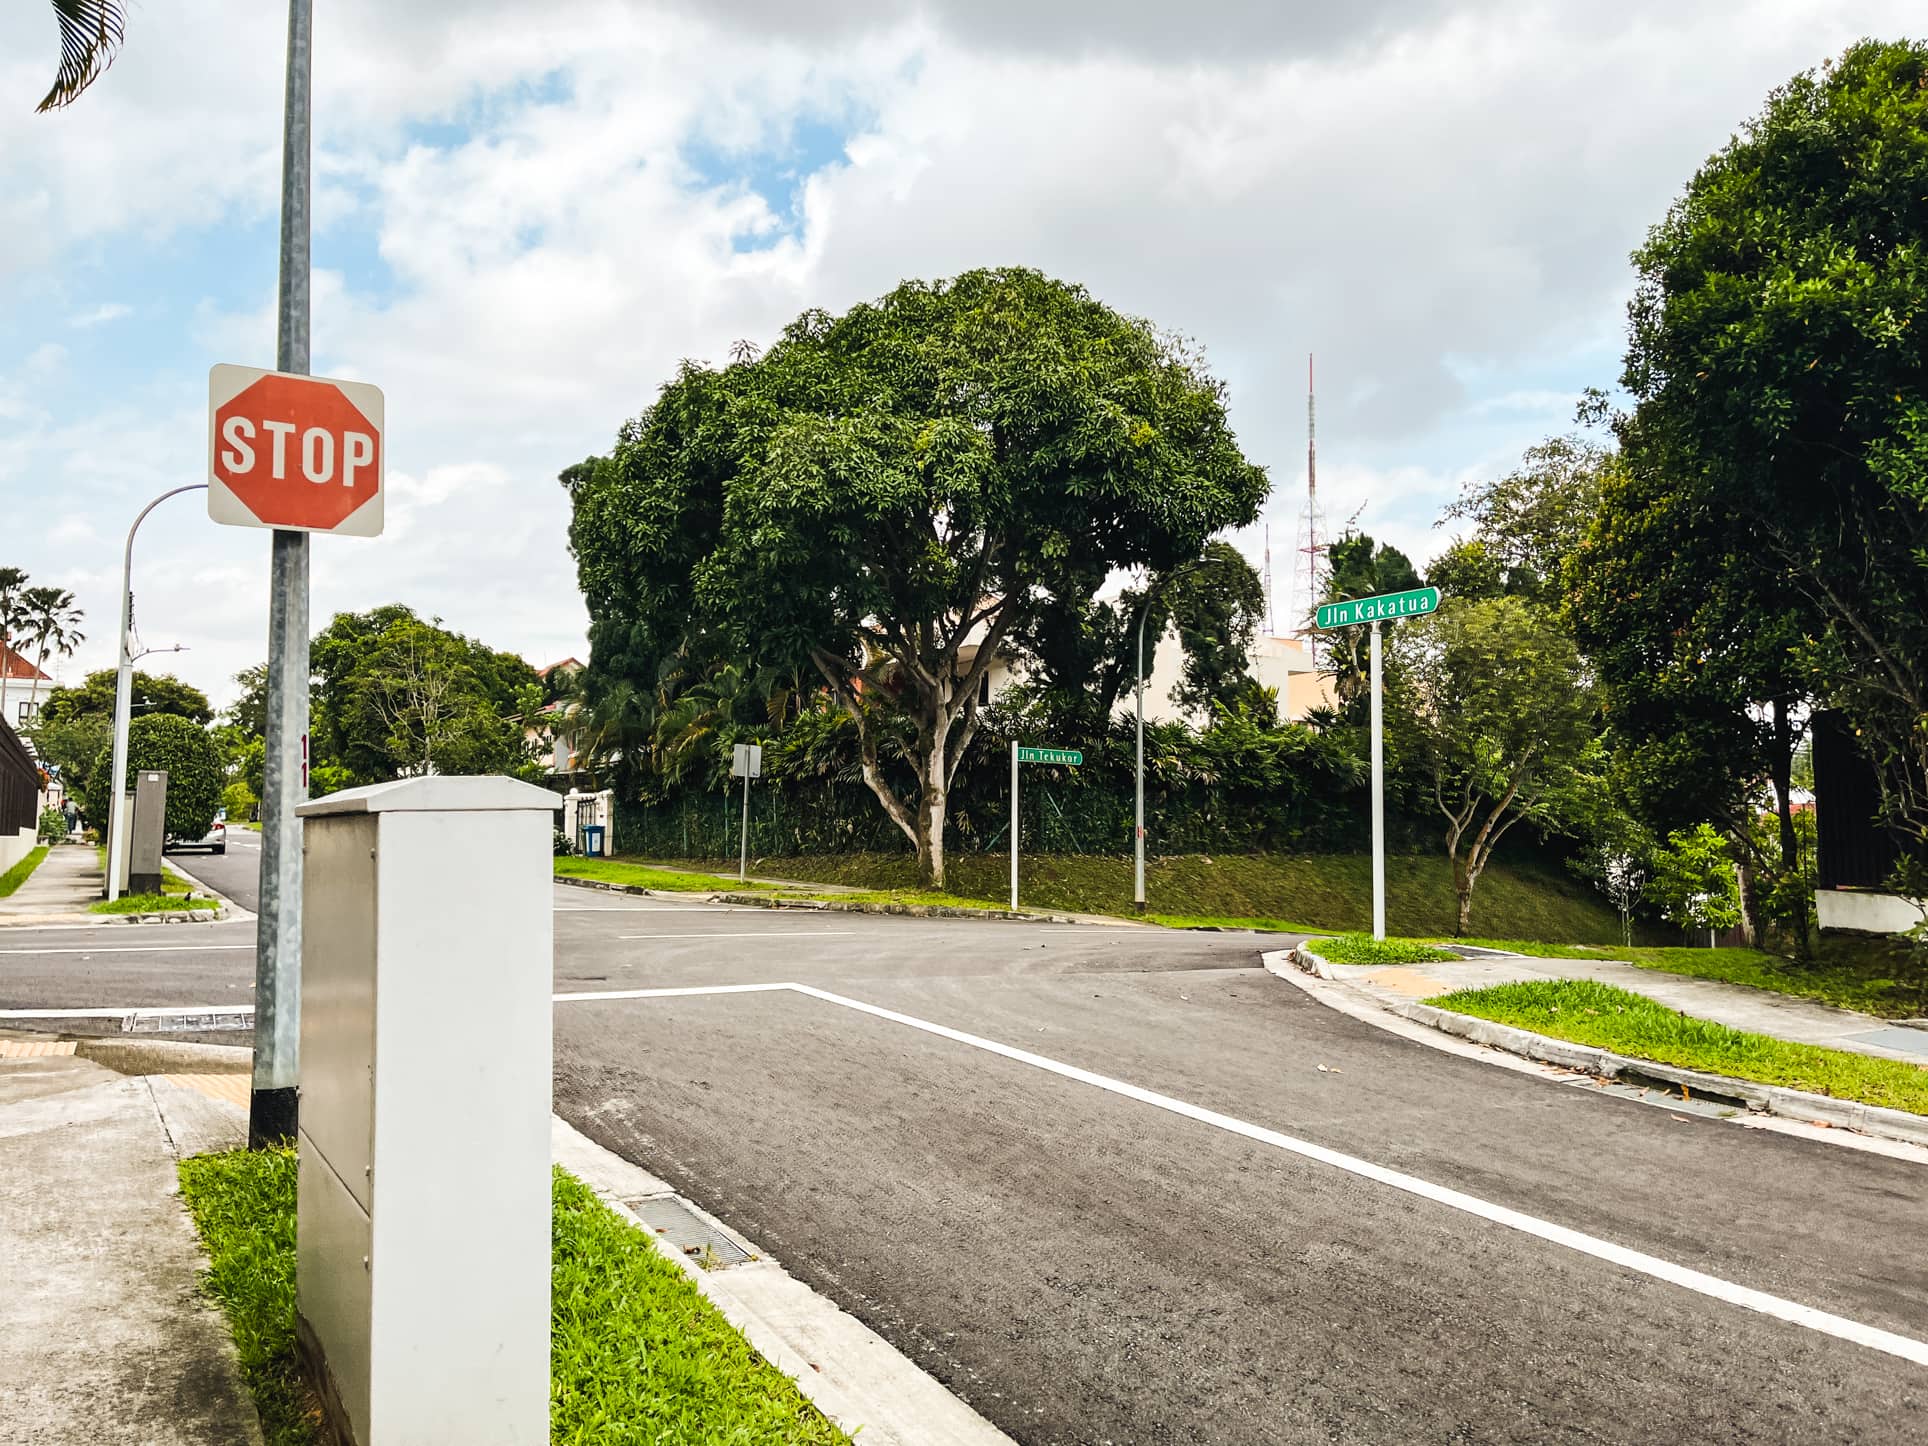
[0,0,1919,707]
[69,302,130,328]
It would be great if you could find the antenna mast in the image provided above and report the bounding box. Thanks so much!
[1292,354,1329,645]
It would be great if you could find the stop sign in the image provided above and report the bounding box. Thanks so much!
[207,364,385,536]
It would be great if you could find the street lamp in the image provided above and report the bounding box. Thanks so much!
[1132,559,1209,914]
[105,485,207,901]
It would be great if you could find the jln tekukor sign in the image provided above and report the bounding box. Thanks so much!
[1315,586,1439,630]
[1015,747,1083,766]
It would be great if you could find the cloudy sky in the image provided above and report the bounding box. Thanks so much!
[0,0,1915,710]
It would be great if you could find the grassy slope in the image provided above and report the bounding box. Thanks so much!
[553,856,777,893]
[177,1149,849,1446]
[1430,978,1928,1115]
[659,851,1629,943]
[0,845,48,898]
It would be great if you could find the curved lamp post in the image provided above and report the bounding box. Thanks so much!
[1132,559,1210,913]
[105,485,207,902]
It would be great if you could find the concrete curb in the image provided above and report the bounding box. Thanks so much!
[1275,944,1928,1150]
[553,1116,1014,1446]
[0,905,227,928]
[553,871,1132,926]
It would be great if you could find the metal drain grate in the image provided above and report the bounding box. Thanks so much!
[625,1197,751,1268]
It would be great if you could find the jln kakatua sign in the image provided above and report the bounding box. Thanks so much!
[1315,586,1439,630]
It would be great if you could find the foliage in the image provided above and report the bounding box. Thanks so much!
[1441,435,1611,605]
[82,712,223,838]
[1395,598,1598,934]
[1321,530,1423,710]
[12,584,84,719]
[38,668,213,726]
[1647,823,1742,937]
[36,1,127,112]
[221,780,257,823]
[1306,933,1459,966]
[21,712,108,795]
[37,805,66,842]
[1162,540,1269,716]
[1429,978,1928,1114]
[553,857,778,892]
[305,606,541,786]
[1615,38,1928,860]
[564,267,1269,886]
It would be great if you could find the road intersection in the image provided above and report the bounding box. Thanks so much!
[3,881,1923,1443]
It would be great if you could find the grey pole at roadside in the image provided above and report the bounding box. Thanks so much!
[251,0,313,1150]
[105,486,208,902]
[1133,604,1150,913]
[739,771,750,883]
[1370,618,1385,941]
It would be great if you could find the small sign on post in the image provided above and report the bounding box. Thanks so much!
[1010,743,1084,909]
[1315,587,1445,942]
[731,744,762,882]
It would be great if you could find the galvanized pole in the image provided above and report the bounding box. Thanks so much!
[1133,607,1149,913]
[738,772,750,884]
[251,0,313,1149]
[105,486,207,903]
[1009,739,1019,912]
[1370,619,1385,941]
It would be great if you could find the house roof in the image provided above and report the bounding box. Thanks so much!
[538,657,584,678]
[0,643,51,683]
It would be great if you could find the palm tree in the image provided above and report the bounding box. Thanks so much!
[0,567,27,724]
[36,2,125,112]
[20,586,84,724]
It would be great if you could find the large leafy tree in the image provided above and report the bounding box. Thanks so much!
[305,606,542,785]
[1617,38,1928,853]
[565,268,1269,886]
[38,668,212,726]
[1395,598,1598,935]
[82,713,222,839]
[18,586,83,721]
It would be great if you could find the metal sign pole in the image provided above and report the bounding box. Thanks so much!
[1010,739,1019,912]
[739,771,750,883]
[251,0,312,1149]
[1370,618,1385,941]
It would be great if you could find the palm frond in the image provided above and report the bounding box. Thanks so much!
[37,0,126,113]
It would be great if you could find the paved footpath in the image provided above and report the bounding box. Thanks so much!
[1329,948,1928,1061]
[0,1040,259,1445]
[0,846,103,926]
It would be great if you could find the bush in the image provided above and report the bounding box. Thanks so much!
[1306,933,1459,966]
[221,780,257,823]
[84,714,224,841]
[37,806,67,843]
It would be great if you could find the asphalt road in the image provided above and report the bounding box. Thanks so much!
[167,825,262,915]
[3,884,1924,1443]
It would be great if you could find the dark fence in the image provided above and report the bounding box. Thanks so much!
[0,717,39,837]
[1812,710,1905,890]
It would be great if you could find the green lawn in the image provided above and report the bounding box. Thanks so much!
[177,1149,850,1446]
[87,853,216,915]
[642,851,1629,943]
[1440,936,1928,1020]
[1429,979,1928,1116]
[553,856,779,894]
[1308,933,1460,966]
[0,845,48,898]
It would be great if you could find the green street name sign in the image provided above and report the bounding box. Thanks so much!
[1016,747,1083,766]
[1315,586,1441,629]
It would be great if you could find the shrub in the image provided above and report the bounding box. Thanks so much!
[221,780,257,823]
[84,714,224,841]
[1306,933,1459,966]
[37,806,67,843]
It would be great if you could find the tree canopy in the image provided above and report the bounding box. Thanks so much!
[1614,38,1928,853]
[39,669,212,727]
[83,712,222,839]
[565,267,1269,884]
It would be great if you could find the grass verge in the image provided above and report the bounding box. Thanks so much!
[90,892,217,915]
[0,845,48,898]
[1439,937,1928,1020]
[1308,933,1459,966]
[553,856,779,894]
[642,851,1629,942]
[1429,979,1928,1116]
[177,1149,852,1446]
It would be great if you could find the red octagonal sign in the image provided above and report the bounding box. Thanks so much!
[208,364,385,536]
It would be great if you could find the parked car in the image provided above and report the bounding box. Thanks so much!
[167,810,228,856]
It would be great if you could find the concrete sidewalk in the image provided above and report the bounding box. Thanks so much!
[1326,949,1928,1062]
[0,844,103,926]
[0,1038,260,1445]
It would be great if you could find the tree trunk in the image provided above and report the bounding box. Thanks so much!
[1735,860,1759,948]
[917,710,952,889]
[1455,885,1473,937]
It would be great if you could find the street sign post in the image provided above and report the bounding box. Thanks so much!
[1010,744,1082,909]
[731,744,762,883]
[1316,587,1445,940]
[208,365,386,536]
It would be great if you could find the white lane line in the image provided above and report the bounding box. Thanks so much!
[572,978,1927,1369]
[0,1003,254,1019]
[555,906,737,914]
[553,983,792,1004]
[614,931,862,941]
[0,944,257,956]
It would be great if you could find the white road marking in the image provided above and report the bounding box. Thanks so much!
[0,944,257,956]
[555,906,737,914]
[553,983,792,1004]
[614,931,862,941]
[565,979,1928,1370]
[0,1003,254,1019]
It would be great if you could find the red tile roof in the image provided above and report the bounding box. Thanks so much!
[0,643,51,683]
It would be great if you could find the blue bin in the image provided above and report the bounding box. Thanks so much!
[581,824,606,858]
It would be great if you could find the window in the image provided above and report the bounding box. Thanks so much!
[15,701,32,726]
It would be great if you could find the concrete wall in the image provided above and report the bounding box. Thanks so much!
[1816,888,1926,935]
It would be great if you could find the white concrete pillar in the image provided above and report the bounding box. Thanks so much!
[294,776,559,1446]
